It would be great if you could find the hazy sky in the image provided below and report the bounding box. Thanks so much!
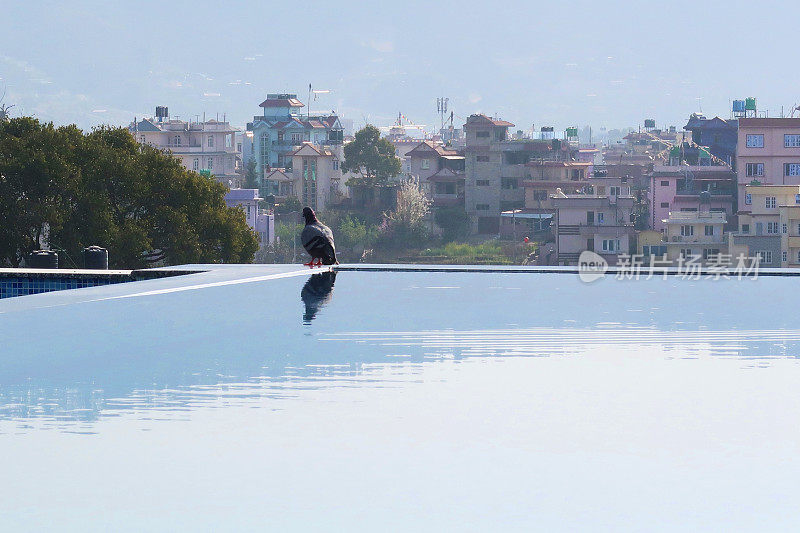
[3,0,798,134]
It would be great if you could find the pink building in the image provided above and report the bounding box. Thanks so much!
[551,187,636,265]
[649,166,736,232]
[737,118,800,211]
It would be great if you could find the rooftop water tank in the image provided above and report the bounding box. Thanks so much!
[732,100,746,113]
[82,246,109,270]
[28,250,58,269]
[745,97,757,111]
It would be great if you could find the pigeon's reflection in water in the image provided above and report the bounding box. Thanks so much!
[301,271,337,324]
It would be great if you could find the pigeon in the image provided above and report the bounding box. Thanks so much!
[301,207,338,266]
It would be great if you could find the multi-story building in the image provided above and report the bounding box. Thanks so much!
[662,208,727,265]
[779,201,800,266]
[406,141,465,208]
[246,93,344,175]
[130,108,241,187]
[730,184,800,268]
[259,143,349,212]
[683,114,738,168]
[224,189,260,230]
[464,114,583,234]
[736,118,800,210]
[551,185,636,265]
[649,165,736,232]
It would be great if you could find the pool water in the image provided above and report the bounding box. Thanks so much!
[1,267,799,531]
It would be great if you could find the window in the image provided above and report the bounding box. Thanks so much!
[609,186,621,196]
[208,136,214,148]
[783,251,788,262]
[681,225,694,237]
[435,182,456,195]
[601,239,621,252]
[785,163,800,176]
[786,134,800,147]
[767,222,779,234]
[476,203,490,210]
[766,196,777,209]
[139,135,145,143]
[501,178,518,190]
[476,131,490,138]
[741,224,750,234]
[797,250,800,263]
[173,135,182,146]
[796,194,800,204]
[680,248,693,259]
[533,190,548,201]
[702,249,720,261]
[660,180,670,187]
[332,159,339,170]
[783,223,788,234]
[660,202,669,208]
[291,132,303,142]
[421,159,430,170]
[756,251,773,264]
[746,134,764,148]
[207,157,213,170]
[193,158,199,171]
[704,225,714,236]
[476,179,490,186]
[597,212,605,225]
[476,155,490,162]
[745,193,752,205]
[225,134,232,148]
[746,163,764,177]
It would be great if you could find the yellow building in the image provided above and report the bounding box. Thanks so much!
[663,210,727,264]
[731,185,800,267]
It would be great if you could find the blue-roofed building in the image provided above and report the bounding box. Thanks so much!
[245,93,344,177]
[683,114,738,169]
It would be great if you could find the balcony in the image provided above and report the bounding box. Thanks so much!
[579,224,636,236]
[272,139,306,147]
[667,234,727,245]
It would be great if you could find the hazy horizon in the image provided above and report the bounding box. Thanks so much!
[3,0,799,135]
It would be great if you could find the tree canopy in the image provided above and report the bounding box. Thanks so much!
[341,125,401,185]
[0,117,258,268]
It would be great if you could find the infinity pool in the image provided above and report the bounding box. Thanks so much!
[1,265,799,531]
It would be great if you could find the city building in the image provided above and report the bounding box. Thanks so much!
[224,188,261,230]
[406,141,465,208]
[246,93,344,175]
[255,211,275,247]
[464,114,584,234]
[289,143,348,212]
[730,184,800,268]
[683,114,738,168]
[736,117,800,210]
[649,165,736,232]
[130,107,241,187]
[662,208,727,265]
[551,185,636,265]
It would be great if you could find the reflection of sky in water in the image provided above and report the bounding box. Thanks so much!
[2,271,800,428]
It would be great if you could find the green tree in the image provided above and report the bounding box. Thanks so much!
[274,195,301,214]
[435,207,472,242]
[342,125,401,186]
[0,117,258,268]
[244,157,258,189]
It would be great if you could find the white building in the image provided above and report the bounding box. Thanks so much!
[130,107,241,188]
